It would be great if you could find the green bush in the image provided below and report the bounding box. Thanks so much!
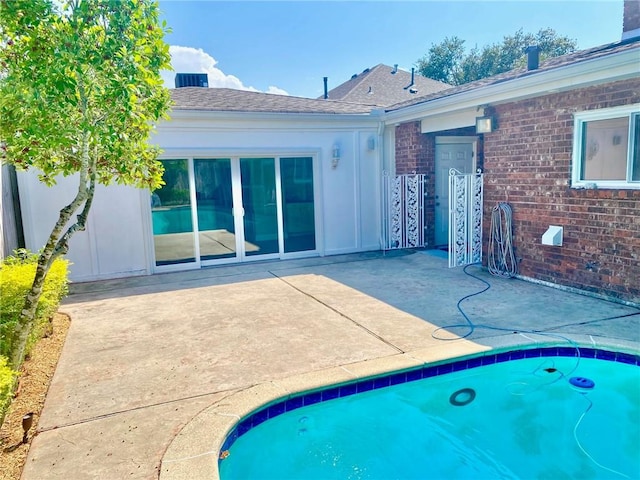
[0,250,69,423]
[0,355,17,425]
[0,249,69,361]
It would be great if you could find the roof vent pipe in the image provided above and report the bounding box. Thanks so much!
[404,67,415,89]
[525,45,540,70]
[323,77,328,99]
[391,64,398,74]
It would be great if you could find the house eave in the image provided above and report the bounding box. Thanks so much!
[382,46,640,126]
[164,108,380,124]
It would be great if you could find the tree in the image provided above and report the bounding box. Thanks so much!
[416,28,577,86]
[0,0,172,367]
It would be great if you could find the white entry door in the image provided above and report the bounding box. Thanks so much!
[434,138,476,246]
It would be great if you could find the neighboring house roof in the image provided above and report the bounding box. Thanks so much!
[386,37,640,112]
[170,87,375,115]
[322,64,450,107]
[169,37,638,118]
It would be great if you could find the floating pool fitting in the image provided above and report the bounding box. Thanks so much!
[569,377,595,390]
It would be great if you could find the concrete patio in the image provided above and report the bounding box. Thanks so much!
[22,250,640,479]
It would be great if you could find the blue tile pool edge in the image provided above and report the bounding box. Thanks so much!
[218,345,640,459]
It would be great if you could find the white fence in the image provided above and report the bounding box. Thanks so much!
[448,169,483,267]
[382,172,425,250]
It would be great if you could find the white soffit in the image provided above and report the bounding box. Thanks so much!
[421,108,476,133]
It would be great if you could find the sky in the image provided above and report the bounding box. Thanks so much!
[157,1,625,98]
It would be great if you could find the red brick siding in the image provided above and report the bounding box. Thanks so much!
[395,122,434,244]
[483,77,640,303]
[395,123,475,246]
[394,121,432,175]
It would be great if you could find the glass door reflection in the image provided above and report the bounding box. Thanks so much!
[152,159,195,265]
[240,158,279,256]
[194,159,237,260]
[280,157,315,253]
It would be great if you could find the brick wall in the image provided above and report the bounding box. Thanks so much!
[395,122,434,244]
[395,123,476,246]
[483,77,640,303]
[394,121,432,175]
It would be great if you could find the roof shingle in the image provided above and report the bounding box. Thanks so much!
[171,88,375,114]
[386,37,640,111]
[323,64,450,107]
[170,38,639,116]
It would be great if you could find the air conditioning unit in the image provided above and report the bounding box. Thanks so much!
[175,73,209,88]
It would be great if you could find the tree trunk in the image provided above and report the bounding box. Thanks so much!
[10,131,96,367]
[10,182,94,367]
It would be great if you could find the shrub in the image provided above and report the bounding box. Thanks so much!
[0,250,69,361]
[0,355,17,425]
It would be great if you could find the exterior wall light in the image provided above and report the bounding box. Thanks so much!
[367,136,376,151]
[332,144,340,169]
[475,116,496,134]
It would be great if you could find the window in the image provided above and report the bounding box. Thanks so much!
[572,104,640,189]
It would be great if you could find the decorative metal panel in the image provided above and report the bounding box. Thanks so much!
[448,169,484,267]
[382,172,425,250]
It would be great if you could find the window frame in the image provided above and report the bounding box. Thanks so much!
[571,103,640,190]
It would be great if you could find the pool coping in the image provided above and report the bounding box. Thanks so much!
[158,335,640,480]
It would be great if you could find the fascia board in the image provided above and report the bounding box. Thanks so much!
[158,113,381,134]
[157,146,323,159]
[165,109,378,126]
[383,47,640,125]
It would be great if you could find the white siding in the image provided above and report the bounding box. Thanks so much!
[17,111,383,281]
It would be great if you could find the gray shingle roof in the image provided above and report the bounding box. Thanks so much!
[386,37,640,111]
[170,38,639,116]
[170,88,376,114]
[323,64,450,107]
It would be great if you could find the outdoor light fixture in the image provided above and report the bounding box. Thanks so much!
[367,136,376,151]
[475,115,495,134]
[332,144,340,169]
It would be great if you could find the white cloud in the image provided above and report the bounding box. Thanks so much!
[162,45,288,95]
[266,86,289,96]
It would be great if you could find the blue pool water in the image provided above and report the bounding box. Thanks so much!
[152,205,229,235]
[219,347,640,479]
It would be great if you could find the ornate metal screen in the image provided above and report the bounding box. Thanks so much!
[449,169,483,267]
[382,172,425,250]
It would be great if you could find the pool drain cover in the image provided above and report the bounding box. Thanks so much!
[449,388,476,406]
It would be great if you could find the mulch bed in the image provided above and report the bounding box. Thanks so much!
[0,313,70,480]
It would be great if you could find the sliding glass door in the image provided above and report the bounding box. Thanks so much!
[151,159,195,265]
[152,155,316,268]
[194,159,236,260]
[281,157,315,253]
[240,158,279,256]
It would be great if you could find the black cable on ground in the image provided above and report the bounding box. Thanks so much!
[432,263,634,478]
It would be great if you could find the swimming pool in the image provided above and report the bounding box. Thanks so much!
[219,346,640,479]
